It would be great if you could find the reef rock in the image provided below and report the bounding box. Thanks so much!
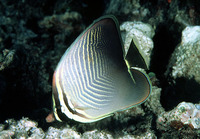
[120,21,154,69]
[166,26,200,84]
[0,118,45,138]
[157,102,200,130]
[144,86,165,116]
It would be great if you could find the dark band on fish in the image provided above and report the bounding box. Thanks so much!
[53,72,90,121]
[52,15,152,123]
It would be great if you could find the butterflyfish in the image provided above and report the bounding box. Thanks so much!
[51,15,152,123]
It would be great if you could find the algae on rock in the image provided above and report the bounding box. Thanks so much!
[166,26,200,84]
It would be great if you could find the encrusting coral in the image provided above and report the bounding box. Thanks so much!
[157,102,200,130]
[166,26,200,84]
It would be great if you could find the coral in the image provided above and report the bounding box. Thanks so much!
[82,129,155,139]
[144,86,165,115]
[120,21,154,68]
[0,118,45,138]
[0,0,54,121]
[0,49,15,71]
[43,125,81,138]
[105,0,150,21]
[59,128,81,138]
[0,116,156,138]
[82,130,113,139]
[39,11,84,36]
[45,127,60,138]
[157,102,200,130]
[112,105,145,123]
[0,130,14,139]
[166,26,200,84]
[118,130,156,139]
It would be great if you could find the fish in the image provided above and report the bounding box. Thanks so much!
[51,15,152,123]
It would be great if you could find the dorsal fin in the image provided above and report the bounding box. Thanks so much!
[125,40,148,70]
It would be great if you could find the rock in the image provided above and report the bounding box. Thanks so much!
[0,130,14,139]
[144,86,165,116]
[45,127,60,138]
[82,130,113,139]
[45,125,81,139]
[39,11,84,36]
[113,106,145,124]
[59,128,81,139]
[105,0,150,21]
[120,21,155,69]
[118,130,156,139]
[157,102,200,130]
[1,118,45,138]
[0,49,15,71]
[166,26,200,84]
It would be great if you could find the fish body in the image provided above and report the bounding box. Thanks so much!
[52,15,151,123]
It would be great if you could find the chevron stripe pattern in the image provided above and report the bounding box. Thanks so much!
[52,15,151,123]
